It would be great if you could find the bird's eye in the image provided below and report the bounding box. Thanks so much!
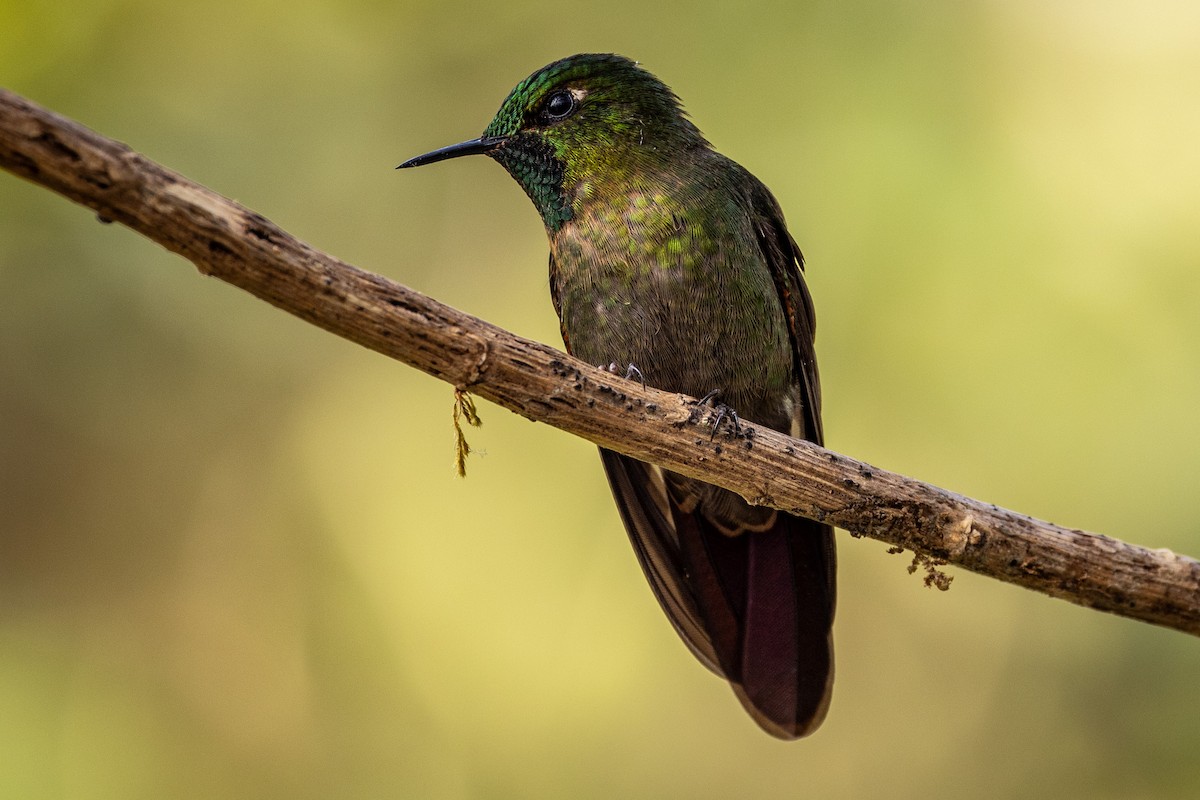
[543,90,577,122]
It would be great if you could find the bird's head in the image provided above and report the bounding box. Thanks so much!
[398,53,707,230]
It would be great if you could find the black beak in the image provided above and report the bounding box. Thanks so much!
[396,136,506,169]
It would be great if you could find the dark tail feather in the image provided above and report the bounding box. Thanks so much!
[679,507,834,739]
[600,449,836,739]
[736,515,835,738]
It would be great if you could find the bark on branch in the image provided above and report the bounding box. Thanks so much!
[3,87,1198,635]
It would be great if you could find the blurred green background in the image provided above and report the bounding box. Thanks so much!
[3,1,1199,798]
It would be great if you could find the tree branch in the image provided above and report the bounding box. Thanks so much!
[3,87,1198,636]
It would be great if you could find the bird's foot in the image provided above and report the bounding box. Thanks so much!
[599,362,646,389]
[688,390,743,440]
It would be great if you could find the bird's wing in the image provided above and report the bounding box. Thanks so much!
[745,178,824,445]
[599,450,725,674]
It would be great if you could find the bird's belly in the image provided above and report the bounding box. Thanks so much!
[555,262,794,426]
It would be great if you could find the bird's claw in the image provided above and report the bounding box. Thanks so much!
[688,390,743,440]
[599,361,646,389]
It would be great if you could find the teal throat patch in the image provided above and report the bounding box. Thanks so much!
[491,135,572,232]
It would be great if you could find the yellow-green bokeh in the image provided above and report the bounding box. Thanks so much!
[3,2,1199,797]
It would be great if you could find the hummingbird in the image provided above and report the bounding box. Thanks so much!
[399,53,835,739]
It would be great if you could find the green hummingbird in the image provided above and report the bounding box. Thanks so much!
[399,53,835,739]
